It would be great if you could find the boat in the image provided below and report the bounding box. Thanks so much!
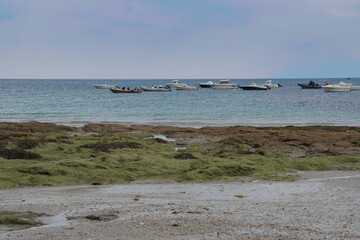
[94,83,115,89]
[351,85,360,91]
[322,81,351,92]
[140,85,172,92]
[175,84,199,91]
[264,80,282,88]
[297,80,322,89]
[210,79,238,89]
[110,86,142,93]
[198,81,214,88]
[166,80,186,88]
[238,83,270,90]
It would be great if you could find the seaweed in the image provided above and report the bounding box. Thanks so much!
[16,139,40,149]
[78,141,143,152]
[175,153,197,159]
[0,148,42,159]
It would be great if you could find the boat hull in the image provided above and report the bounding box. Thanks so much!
[140,86,172,92]
[94,84,115,89]
[297,83,322,89]
[175,86,198,91]
[211,85,238,89]
[198,84,213,88]
[239,86,269,90]
[110,88,142,93]
[323,86,351,92]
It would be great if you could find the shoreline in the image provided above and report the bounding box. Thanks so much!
[3,120,360,128]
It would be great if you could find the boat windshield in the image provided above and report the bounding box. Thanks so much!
[218,80,229,84]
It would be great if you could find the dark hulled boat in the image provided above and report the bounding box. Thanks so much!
[110,87,142,93]
[297,81,322,89]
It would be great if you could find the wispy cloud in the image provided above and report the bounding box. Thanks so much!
[0,0,359,78]
[308,0,360,17]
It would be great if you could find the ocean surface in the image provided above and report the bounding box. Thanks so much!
[0,78,360,127]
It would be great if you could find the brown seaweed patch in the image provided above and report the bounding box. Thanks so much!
[71,214,117,222]
[58,161,88,168]
[18,166,67,176]
[175,152,197,159]
[16,139,40,149]
[78,141,143,152]
[0,148,42,159]
[44,139,72,144]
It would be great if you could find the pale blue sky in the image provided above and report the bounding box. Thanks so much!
[0,0,359,79]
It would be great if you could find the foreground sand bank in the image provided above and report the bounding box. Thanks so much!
[0,171,359,239]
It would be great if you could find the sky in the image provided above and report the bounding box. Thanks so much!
[0,0,359,79]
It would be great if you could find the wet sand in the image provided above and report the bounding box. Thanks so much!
[1,171,360,239]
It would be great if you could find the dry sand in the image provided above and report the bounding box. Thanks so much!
[1,171,360,240]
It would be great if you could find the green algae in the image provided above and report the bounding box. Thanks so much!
[0,212,43,226]
[0,133,360,187]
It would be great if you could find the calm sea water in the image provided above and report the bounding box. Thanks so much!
[0,78,359,127]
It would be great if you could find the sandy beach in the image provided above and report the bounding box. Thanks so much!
[0,171,359,239]
[1,122,360,239]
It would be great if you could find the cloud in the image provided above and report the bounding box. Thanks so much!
[308,0,360,17]
[0,0,359,78]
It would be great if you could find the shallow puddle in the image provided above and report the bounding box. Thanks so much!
[152,135,176,142]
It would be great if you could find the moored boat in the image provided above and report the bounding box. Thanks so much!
[140,85,172,92]
[239,83,270,90]
[110,86,142,93]
[198,81,214,88]
[351,85,360,91]
[175,84,199,91]
[322,81,351,92]
[94,83,115,89]
[166,80,186,88]
[297,80,322,89]
[211,79,238,89]
[264,80,282,88]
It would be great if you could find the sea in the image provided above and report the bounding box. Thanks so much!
[0,78,360,127]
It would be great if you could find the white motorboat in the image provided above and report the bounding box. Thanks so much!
[322,81,352,92]
[351,85,360,91]
[166,80,186,88]
[264,80,282,89]
[94,83,115,89]
[140,85,172,92]
[210,79,238,89]
[198,81,214,88]
[239,83,270,90]
[175,84,199,91]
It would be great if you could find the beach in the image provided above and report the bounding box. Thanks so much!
[0,122,360,239]
[1,171,360,239]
